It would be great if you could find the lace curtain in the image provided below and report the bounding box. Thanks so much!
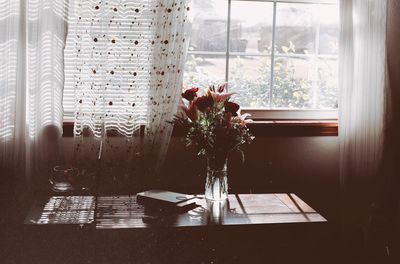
[65,0,190,177]
[65,0,189,137]
[0,0,67,185]
[339,0,388,222]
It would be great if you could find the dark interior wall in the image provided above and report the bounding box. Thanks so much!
[385,0,400,249]
[387,1,400,144]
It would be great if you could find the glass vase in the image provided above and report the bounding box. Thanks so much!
[205,156,228,201]
[206,199,228,225]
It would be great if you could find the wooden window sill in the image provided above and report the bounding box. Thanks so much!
[171,120,338,137]
[63,120,338,137]
[63,122,74,137]
[245,120,338,137]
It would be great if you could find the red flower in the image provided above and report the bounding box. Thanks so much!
[182,87,199,101]
[195,95,214,112]
[181,101,198,122]
[224,101,240,116]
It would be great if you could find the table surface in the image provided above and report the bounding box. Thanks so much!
[25,193,327,229]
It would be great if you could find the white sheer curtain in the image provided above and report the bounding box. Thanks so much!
[0,0,67,185]
[65,0,190,174]
[0,0,24,167]
[26,0,68,176]
[339,0,388,220]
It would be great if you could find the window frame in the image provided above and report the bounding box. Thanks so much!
[185,0,339,121]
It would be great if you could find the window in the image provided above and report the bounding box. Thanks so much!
[183,0,339,119]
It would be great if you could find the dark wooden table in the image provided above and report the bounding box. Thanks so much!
[24,194,328,264]
[94,193,326,228]
[25,193,325,228]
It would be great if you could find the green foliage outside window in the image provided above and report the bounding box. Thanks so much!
[183,42,338,109]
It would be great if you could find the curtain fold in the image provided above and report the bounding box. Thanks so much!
[339,0,388,231]
[0,0,67,188]
[145,0,190,171]
[369,0,400,258]
[26,0,68,179]
[0,0,23,167]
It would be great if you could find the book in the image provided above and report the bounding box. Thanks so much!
[136,189,198,213]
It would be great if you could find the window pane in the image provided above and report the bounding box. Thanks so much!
[229,55,271,108]
[184,0,227,89]
[275,3,318,55]
[183,0,339,112]
[272,55,313,108]
[317,57,338,109]
[188,0,228,52]
[230,1,273,54]
[273,2,339,110]
[183,54,226,88]
[318,4,339,55]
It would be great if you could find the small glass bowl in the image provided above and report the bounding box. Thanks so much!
[49,165,79,192]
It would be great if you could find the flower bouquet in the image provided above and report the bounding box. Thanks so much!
[173,84,254,200]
